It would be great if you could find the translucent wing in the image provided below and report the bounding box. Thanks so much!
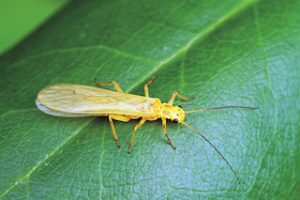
[36,84,158,117]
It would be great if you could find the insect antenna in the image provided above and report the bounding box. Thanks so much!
[185,106,258,114]
[185,114,194,123]
[181,121,241,183]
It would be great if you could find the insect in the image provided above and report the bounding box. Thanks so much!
[36,78,257,182]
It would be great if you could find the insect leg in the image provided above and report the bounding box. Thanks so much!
[110,115,131,122]
[144,76,156,97]
[128,119,146,153]
[108,115,131,148]
[108,115,121,148]
[161,117,176,149]
[168,92,189,105]
[96,81,124,93]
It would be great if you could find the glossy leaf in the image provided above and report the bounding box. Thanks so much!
[0,0,299,199]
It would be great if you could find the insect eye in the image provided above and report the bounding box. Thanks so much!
[173,118,178,123]
[178,105,182,108]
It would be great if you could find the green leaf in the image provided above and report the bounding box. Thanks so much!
[1,0,299,199]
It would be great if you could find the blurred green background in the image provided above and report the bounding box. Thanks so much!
[0,0,68,55]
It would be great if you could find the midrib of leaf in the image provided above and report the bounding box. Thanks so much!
[0,0,257,197]
[0,119,93,198]
[7,1,258,90]
[127,0,258,91]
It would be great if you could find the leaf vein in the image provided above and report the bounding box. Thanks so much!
[10,45,155,68]
[246,5,279,194]
[0,119,93,198]
[126,0,257,92]
[0,0,258,197]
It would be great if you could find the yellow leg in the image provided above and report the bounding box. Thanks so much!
[108,115,130,148]
[162,118,176,149]
[108,115,120,148]
[168,92,189,105]
[128,119,146,153]
[144,76,156,97]
[110,115,130,122]
[96,81,124,93]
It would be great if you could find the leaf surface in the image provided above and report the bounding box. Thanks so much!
[1,0,300,199]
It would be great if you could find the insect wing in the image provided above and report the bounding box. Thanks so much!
[36,84,156,116]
